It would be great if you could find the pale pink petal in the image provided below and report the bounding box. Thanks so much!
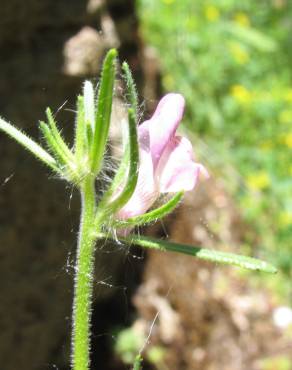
[116,147,158,220]
[159,163,201,193]
[138,93,185,168]
[115,93,208,226]
[197,163,210,179]
[156,136,200,193]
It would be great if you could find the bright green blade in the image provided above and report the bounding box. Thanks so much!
[45,107,74,162]
[39,121,68,167]
[0,116,58,171]
[114,192,183,228]
[122,61,139,118]
[90,48,117,175]
[102,108,139,216]
[120,235,277,274]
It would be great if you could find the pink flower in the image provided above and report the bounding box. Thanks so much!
[117,93,207,219]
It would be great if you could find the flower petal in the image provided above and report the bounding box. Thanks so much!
[116,147,158,219]
[156,136,202,193]
[138,93,185,168]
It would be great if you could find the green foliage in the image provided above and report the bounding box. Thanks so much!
[260,355,292,370]
[114,328,144,364]
[114,327,166,370]
[0,116,58,171]
[120,235,277,273]
[138,0,292,277]
[90,49,117,175]
[103,108,139,214]
[113,192,184,228]
[146,346,166,367]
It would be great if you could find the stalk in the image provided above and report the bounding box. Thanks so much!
[72,176,97,370]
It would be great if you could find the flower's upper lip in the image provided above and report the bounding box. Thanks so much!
[138,93,185,168]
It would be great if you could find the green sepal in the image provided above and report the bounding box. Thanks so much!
[122,61,139,118]
[96,107,139,223]
[39,121,79,182]
[90,48,117,175]
[39,121,68,167]
[45,108,75,162]
[74,95,87,165]
[114,192,184,228]
[97,144,130,211]
[0,116,59,172]
[118,235,278,274]
[97,61,139,210]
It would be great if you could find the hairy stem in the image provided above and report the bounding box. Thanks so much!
[72,176,97,370]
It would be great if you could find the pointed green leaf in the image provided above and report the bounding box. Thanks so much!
[45,108,75,162]
[108,108,139,210]
[90,48,117,175]
[120,235,278,274]
[114,192,184,228]
[74,95,87,164]
[39,121,68,167]
[97,144,130,211]
[122,61,139,118]
[97,62,139,215]
[96,107,139,222]
[0,117,58,171]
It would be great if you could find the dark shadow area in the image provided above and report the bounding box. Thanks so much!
[90,246,146,370]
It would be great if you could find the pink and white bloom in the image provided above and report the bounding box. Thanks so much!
[117,93,207,219]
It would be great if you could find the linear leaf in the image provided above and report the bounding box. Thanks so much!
[97,144,130,211]
[90,48,117,175]
[114,192,184,228]
[39,121,68,166]
[122,61,139,118]
[74,95,86,164]
[120,235,277,273]
[99,108,139,219]
[97,62,139,208]
[0,117,58,171]
[45,108,74,162]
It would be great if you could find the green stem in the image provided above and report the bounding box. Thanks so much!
[72,176,97,370]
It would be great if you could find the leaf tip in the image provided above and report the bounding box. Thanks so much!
[107,48,118,59]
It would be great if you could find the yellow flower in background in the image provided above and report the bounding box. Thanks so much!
[229,42,250,64]
[279,212,292,227]
[233,12,250,27]
[205,5,220,22]
[247,172,270,191]
[282,133,292,148]
[231,85,252,104]
[162,0,175,4]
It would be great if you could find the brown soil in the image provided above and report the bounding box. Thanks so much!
[111,179,292,370]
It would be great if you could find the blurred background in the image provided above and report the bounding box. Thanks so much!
[0,0,291,369]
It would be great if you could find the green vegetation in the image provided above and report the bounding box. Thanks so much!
[138,0,292,287]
